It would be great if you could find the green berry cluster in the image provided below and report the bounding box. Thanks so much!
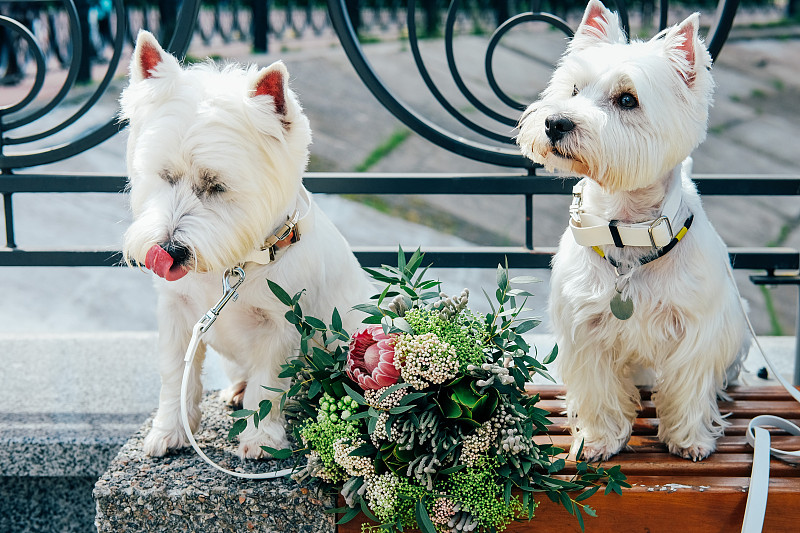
[393,477,429,527]
[440,456,522,531]
[300,409,359,483]
[317,392,359,423]
[404,308,486,371]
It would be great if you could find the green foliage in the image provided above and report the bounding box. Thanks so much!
[238,248,626,533]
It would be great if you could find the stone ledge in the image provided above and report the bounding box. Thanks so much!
[93,393,335,533]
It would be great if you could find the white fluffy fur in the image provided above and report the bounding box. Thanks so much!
[517,1,748,461]
[121,31,373,459]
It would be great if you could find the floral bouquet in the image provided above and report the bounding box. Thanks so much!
[230,249,627,532]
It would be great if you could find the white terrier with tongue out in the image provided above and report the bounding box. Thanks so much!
[121,31,372,458]
[517,0,748,461]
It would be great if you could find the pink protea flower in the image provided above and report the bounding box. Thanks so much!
[346,325,400,390]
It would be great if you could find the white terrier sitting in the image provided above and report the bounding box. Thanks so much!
[517,0,747,461]
[121,31,373,459]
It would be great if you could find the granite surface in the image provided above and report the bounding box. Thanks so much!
[1,476,97,533]
[93,393,335,533]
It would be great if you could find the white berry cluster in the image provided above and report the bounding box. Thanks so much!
[394,332,458,389]
[364,386,408,445]
[431,497,457,525]
[364,386,407,410]
[333,437,374,477]
[364,472,400,522]
[460,421,496,466]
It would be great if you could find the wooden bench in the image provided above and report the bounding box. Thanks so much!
[339,385,800,532]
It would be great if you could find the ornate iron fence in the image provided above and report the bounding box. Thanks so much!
[1,0,794,83]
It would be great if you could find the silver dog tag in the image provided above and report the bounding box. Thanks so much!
[610,290,634,320]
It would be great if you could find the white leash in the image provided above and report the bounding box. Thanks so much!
[729,263,800,533]
[179,266,294,479]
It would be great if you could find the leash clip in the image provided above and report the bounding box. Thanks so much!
[198,266,246,333]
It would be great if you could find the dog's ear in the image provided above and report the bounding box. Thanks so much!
[664,13,708,87]
[570,0,627,51]
[131,30,178,82]
[251,61,290,118]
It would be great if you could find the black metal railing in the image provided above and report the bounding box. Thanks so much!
[1,0,798,275]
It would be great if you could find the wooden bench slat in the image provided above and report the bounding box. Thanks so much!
[544,417,800,436]
[556,452,799,477]
[536,399,800,419]
[528,476,800,533]
[534,434,800,454]
[527,385,800,402]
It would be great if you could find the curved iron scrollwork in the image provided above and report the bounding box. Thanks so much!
[328,0,741,169]
[0,0,201,171]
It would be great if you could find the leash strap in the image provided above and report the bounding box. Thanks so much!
[180,267,294,479]
[731,263,800,533]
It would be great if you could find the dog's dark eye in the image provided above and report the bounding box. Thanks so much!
[572,85,579,97]
[208,183,227,194]
[617,93,638,109]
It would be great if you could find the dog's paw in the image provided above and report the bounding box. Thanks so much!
[668,442,715,462]
[142,426,190,457]
[220,381,247,409]
[237,421,290,459]
[580,443,623,462]
[574,436,627,462]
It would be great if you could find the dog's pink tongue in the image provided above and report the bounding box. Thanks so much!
[145,245,188,281]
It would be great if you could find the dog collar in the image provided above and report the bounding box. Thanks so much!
[243,185,313,265]
[569,166,683,249]
[591,214,693,268]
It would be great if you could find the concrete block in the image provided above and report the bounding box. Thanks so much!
[93,393,334,533]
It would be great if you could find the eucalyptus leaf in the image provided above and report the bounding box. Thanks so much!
[496,264,508,291]
[377,383,413,402]
[227,419,247,441]
[258,400,272,420]
[415,499,436,533]
[267,279,293,306]
[342,383,367,405]
[510,275,540,284]
[331,308,343,333]
[543,345,559,364]
[336,506,360,525]
[305,316,327,331]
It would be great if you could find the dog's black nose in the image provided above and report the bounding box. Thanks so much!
[544,115,575,142]
[164,242,191,266]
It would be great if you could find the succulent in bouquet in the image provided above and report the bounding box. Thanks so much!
[230,249,628,532]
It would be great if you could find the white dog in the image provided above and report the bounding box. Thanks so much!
[121,31,373,459]
[517,0,747,461]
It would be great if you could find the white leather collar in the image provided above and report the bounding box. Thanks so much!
[243,185,313,265]
[569,166,683,249]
